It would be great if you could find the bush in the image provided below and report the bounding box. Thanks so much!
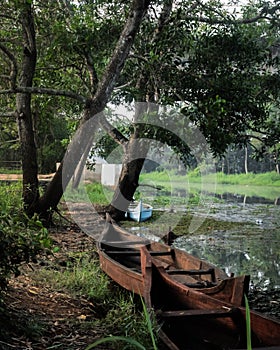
[0,183,51,293]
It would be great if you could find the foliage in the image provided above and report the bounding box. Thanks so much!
[0,183,51,292]
[0,0,280,217]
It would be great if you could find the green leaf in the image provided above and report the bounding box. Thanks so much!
[84,336,146,350]
[244,295,252,350]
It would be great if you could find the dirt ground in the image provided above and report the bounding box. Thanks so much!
[0,210,279,350]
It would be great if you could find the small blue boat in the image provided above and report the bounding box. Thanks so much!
[126,200,153,222]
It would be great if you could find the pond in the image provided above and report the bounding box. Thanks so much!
[175,194,280,290]
[131,188,280,290]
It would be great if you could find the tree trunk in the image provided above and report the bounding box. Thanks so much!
[16,2,39,215]
[37,107,96,217]
[108,103,155,220]
[107,2,175,221]
[108,136,149,220]
[71,136,94,189]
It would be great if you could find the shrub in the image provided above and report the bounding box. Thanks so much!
[0,183,51,293]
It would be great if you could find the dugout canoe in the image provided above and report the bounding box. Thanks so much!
[97,215,250,306]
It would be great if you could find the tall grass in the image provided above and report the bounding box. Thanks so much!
[85,296,158,350]
[209,171,280,186]
[141,170,280,186]
[245,295,252,350]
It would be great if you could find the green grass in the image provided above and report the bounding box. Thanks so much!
[65,181,112,205]
[0,168,22,174]
[34,252,159,349]
[208,171,280,186]
[37,253,110,301]
[0,182,23,214]
[140,170,280,187]
[86,182,113,205]
[85,296,158,350]
[138,171,280,203]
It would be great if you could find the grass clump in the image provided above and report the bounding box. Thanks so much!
[86,298,158,350]
[36,253,110,302]
[86,182,112,205]
[65,181,112,206]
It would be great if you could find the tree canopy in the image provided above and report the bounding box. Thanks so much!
[0,0,279,220]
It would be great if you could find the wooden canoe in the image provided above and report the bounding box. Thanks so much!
[150,258,280,349]
[97,215,249,306]
[97,216,280,349]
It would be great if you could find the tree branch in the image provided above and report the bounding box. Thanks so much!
[182,3,280,25]
[0,43,18,89]
[0,111,17,118]
[98,113,129,147]
[88,0,151,119]
[153,0,173,40]
[84,51,99,96]
[0,86,86,103]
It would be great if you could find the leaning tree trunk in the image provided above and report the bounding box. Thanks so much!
[108,102,155,220]
[108,135,149,220]
[108,2,173,220]
[16,2,39,215]
[35,0,151,222]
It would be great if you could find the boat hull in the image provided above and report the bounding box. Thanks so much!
[126,201,153,222]
[151,263,280,349]
[97,217,249,305]
[96,217,280,349]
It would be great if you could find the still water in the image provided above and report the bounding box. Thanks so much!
[132,184,280,289]
[174,196,280,290]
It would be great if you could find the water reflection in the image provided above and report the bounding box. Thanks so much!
[174,225,280,290]
[166,187,280,206]
[213,192,280,206]
[142,185,280,290]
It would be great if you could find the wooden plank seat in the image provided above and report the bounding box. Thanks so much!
[105,249,174,257]
[102,240,149,246]
[158,307,235,319]
[166,268,215,276]
[167,267,216,283]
